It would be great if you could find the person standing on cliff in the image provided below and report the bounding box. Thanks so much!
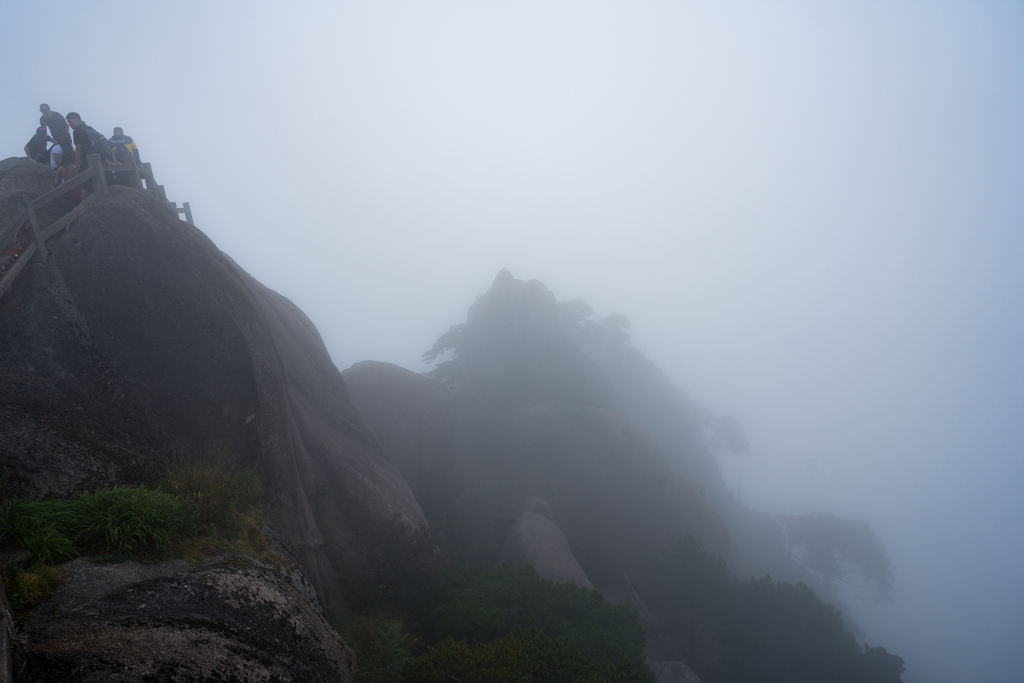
[38,104,73,157]
[108,128,141,165]
[66,112,98,196]
[108,127,142,186]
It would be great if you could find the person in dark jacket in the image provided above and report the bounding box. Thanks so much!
[24,127,52,164]
[38,104,73,157]
[66,112,97,196]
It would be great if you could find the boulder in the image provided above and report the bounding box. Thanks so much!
[15,556,355,682]
[0,158,425,612]
[518,494,555,520]
[341,360,456,518]
[648,660,704,683]
[497,501,595,590]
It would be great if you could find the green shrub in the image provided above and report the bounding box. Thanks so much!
[0,486,197,566]
[401,627,646,683]
[359,516,448,614]
[0,498,78,565]
[426,565,648,673]
[162,454,265,531]
[346,616,418,683]
[641,534,906,683]
[75,486,197,553]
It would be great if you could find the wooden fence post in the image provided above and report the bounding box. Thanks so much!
[88,155,107,195]
[183,202,193,226]
[22,195,47,264]
[142,163,156,193]
[127,156,143,189]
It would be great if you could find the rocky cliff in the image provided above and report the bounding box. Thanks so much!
[344,269,730,600]
[15,556,355,682]
[0,157,424,615]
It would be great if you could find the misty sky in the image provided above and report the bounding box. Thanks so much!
[3,2,1023,681]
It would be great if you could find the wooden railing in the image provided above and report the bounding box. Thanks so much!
[0,154,193,301]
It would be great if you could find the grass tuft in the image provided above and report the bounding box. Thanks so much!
[0,486,197,567]
[162,453,265,532]
[75,486,197,553]
[3,565,63,611]
[0,498,79,565]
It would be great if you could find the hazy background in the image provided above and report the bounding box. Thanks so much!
[3,1,1023,680]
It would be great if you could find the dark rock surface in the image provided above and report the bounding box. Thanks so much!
[1,554,12,683]
[497,497,595,590]
[0,158,74,245]
[341,361,456,519]
[0,157,425,613]
[510,404,730,590]
[15,556,355,682]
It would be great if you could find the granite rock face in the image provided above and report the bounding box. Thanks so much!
[0,157,425,612]
[343,269,730,593]
[510,404,730,588]
[341,360,456,520]
[497,497,595,590]
[15,556,355,682]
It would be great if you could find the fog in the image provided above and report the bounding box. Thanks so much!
[3,1,1023,680]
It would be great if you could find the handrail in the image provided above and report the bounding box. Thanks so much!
[0,154,194,303]
[0,165,98,248]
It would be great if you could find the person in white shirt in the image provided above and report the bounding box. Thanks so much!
[50,142,66,170]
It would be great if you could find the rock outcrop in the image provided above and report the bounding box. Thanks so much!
[510,404,729,588]
[343,268,730,594]
[497,496,595,590]
[15,556,355,682]
[0,157,425,613]
[341,360,456,520]
[648,659,704,683]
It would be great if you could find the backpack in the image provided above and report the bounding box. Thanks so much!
[110,137,133,163]
[84,125,112,161]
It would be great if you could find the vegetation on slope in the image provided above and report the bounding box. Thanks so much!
[401,627,646,683]
[0,455,273,612]
[0,487,197,565]
[427,565,647,671]
[346,556,651,683]
[641,534,905,683]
